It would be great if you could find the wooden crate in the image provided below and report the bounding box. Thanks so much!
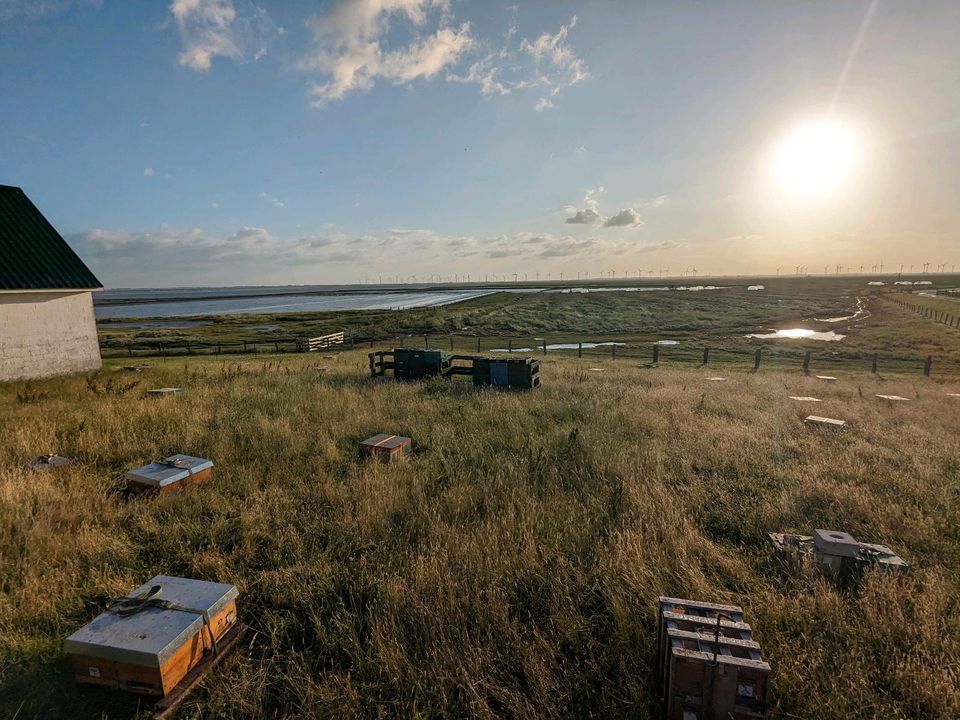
[361,434,412,462]
[657,597,770,720]
[125,454,213,494]
[63,576,239,697]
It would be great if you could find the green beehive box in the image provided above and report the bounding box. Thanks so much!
[393,348,450,379]
[472,357,540,389]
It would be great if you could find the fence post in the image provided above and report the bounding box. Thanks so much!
[369,338,374,348]
[187,344,193,355]
[612,344,616,359]
[702,347,709,365]
[477,337,481,353]
[217,343,221,355]
[127,343,133,358]
[425,335,429,349]
[653,344,660,365]
[542,338,547,355]
[159,342,164,357]
[753,349,761,372]
[274,341,280,353]
[924,355,932,377]
[871,354,878,373]
[449,337,454,351]
[578,341,582,358]
[508,339,513,353]
[803,350,811,374]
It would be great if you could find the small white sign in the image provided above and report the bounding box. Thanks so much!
[88,666,101,678]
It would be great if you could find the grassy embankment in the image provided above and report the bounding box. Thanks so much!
[2,351,959,719]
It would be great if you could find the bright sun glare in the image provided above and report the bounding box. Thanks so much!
[772,118,861,199]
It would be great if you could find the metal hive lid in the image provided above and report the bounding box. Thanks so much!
[125,454,213,487]
[63,575,238,667]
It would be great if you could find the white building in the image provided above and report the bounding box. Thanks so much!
[0,185,103,381]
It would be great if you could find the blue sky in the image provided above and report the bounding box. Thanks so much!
[1,0,958,287]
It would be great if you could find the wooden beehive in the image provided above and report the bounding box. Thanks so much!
[657,597,770,720]
[803,415,847,430]
[769,530,909,578]
[360,434,411,462]
[147,387,185,397]
[24,454,71,472]
[126,454,213,494]
[63,575,239,697]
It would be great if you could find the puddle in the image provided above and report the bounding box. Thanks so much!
[705,377,727,381]
[747,285,765,291]
[746,328,845,341]
[656,340,680,345]
[789,396,821,402]
[876,394,910,401]
[816,375,837,382]
[491,342,626,352]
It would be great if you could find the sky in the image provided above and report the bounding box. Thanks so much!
[1,0,959,288]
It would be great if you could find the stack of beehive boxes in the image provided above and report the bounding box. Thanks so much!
[656,596,770,720]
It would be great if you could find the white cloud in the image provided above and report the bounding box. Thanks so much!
[648,194,669,207]
[143,167,155,177]
[211,201,219,208]
[257,191,285,208]
[302,0,473,106]
[565,208,601,225]
[171,0,276,72]
[448,14,587,111]
[603,208,643,228]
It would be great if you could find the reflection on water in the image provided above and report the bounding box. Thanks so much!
[746,328,845,341]
[491,341,626,352]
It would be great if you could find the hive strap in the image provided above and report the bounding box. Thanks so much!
[109,584,220,656]
[372,435,397,447]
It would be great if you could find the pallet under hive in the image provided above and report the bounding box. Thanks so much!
[63,575,239,697]
[657,597,770,720]
[125,454,213,494]
[360,434,412,462]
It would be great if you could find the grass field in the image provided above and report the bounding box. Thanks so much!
[2,350,959,719]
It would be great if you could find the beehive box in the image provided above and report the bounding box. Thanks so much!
[63,575,239,697]
[24,454,71,472]
[769,530,908,578]
[126,454,213,494]
[472,357,541,389]
[147,387,185,397]
[803,415,847,430]
[393,348,451,379]
[360,434,412,462]
[657,597,770,720]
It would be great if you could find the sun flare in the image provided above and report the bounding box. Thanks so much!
[772,118,862,199]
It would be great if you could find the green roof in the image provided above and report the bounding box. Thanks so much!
[0,185,102,291]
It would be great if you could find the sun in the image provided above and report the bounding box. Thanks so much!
[771,118,861,199]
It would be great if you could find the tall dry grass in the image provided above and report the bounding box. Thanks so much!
[1,355,958,719]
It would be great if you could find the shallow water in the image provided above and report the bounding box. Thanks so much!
[94,290,496,319]
[746,328,845,341]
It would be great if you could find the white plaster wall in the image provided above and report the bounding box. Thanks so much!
[0,291,102,381]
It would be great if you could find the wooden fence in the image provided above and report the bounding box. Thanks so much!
[888,296,960,329]
[297,331,346,352]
